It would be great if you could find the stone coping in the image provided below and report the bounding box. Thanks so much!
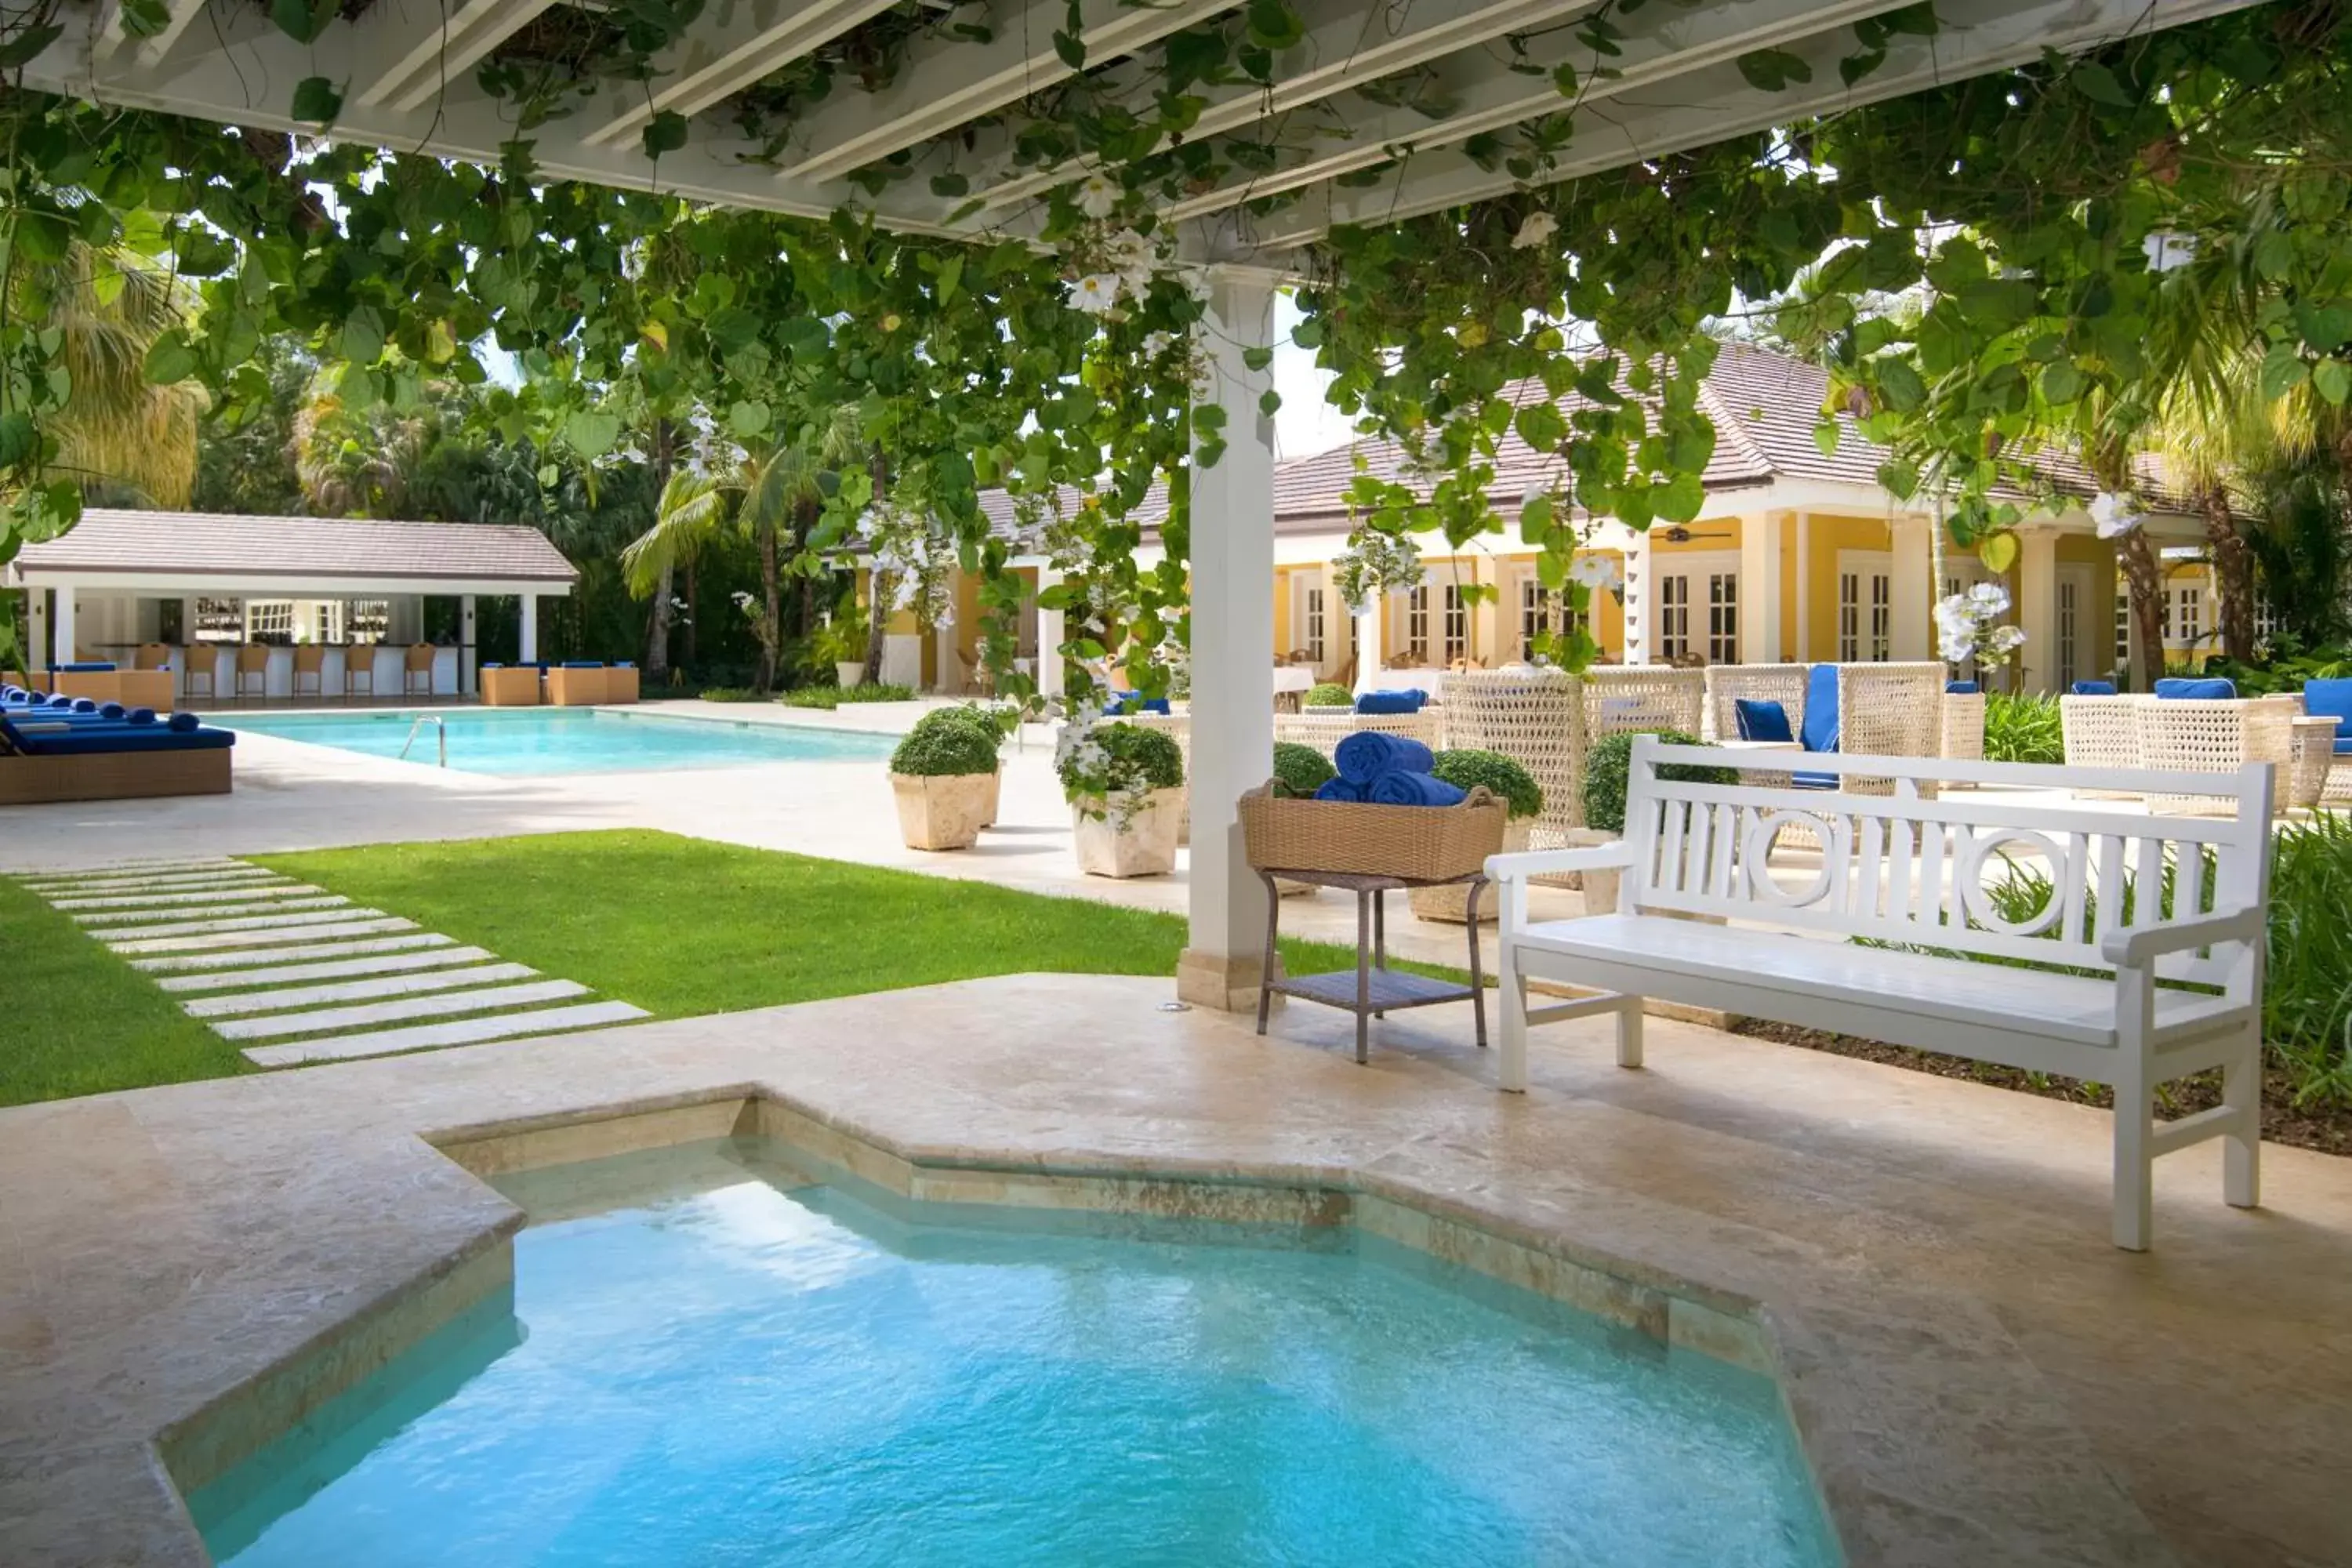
[0,974,2268,1566]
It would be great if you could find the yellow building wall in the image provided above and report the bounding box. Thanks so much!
[1272,565,1293,655]
[1798,514,1894,660]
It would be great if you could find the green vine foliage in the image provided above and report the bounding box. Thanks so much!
[5,2,2352,701]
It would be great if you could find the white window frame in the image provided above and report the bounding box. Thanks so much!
[1836,550,1893,663]
[1651,550,1738,663]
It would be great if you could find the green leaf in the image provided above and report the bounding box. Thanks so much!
[1245,0,1304,49]
[2260,345,2311,401]
[1051,29,1085,71]
[935,254,963,304]
[1290,318,1323,350]
[641,111,689,158]
[728,400,772,437]
[1552,61,1577,97]
[1519,492,1555,544]
[269,0,336,44]
[1258,389,1282,417]
[564,409,622,459]
[142,331,198,385]
[777,317,829,361]
[0,23,62,67]
[706,306,761,352]
[1838,49,1885,88]
[2037,360,2085,405]
[1875,358,1927,412]
[1735,48,1811,92]
[289,74,343,123]
[1655,471,1704,524]
[0,412,36,468]
[929,172,969,198]
[2314,358,2352,407]
[2071,62,2133,107]
[1978,532,2019,574]
[1242,346,1273,372]
[1813,419,1841,458]
[339,304,386,365]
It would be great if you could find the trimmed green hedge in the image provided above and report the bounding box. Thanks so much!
[1272,741,1337,798]
[1059,722,1185,797]
[1306,682,1356,707]
[1432,748,1542,819]
[1582,731,1735,833]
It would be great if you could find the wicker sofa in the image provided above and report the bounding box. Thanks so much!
[1439,666,1704,851]
[2063,692,2298,814]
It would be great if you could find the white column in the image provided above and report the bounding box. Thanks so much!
[1890,516,1933,661]
[1621,535,1652,664]
[2017,525,2060,695]
[519,594,539,663]
[1034,566,1065,700]
[52,585,75,667]
[1794,513,1813,662]
[459,595,477,696]
[1352,597,1385,692]
[1178,266,1280,1013]
[1738,511,1784,663]
[26,588,47,673]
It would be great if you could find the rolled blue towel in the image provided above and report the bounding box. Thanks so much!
[126,708,158,726]
[166,710,198,733]
[1353,689,1425,715]
[1334,730,1434,785]
[1313,776,1366,803]
[99,702,125,719]
[71,698,98,713]
[1367,770,1468,807]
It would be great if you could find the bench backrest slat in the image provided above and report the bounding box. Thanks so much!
[1624,740,2270,989]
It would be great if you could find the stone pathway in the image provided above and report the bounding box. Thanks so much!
[18,857,647,1067]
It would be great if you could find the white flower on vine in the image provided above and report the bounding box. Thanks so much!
[1511,211,1559,250]
[1987,623,2027,653]
[1569,554,1622,590]
[2090,491,2145,539]
[1968,580,2010,612]
[731,590,753,609]
[1141,330,1174,358]
[1075,173,1120,220]
[1069,272,1123,315]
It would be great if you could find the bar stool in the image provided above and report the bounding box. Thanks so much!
[183,647,217,702]
[234,644,270,702]
[404,644,436,697]
[344,644,376,702]
[292,644,325,699]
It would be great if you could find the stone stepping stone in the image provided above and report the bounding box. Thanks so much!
[212,979,592,1040]
[241,1000,649,1066]
[129,932,457,973]
[156,946,497,992]
[27,869,282,895]
[109,917,415,956]
[76,896,350,926]
[183,962,541,1016]
[95,906,383,942]
[49,884,324,910]
[20,857,245,883]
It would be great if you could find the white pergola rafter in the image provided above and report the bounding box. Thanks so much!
[583,0,903,151]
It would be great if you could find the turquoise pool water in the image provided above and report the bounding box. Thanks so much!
[220,708,898,775]
[189,1139,1836,1568]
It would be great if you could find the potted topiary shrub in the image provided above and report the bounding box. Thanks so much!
[1058,720,1186,878]
[809,608,869,690]
[888,720,998,851]
[1304,681,1356,715]
[1578,730,1737,912]
[910,703,1015,826]
[1268,741,1337,898]
[1410,749,1544,922]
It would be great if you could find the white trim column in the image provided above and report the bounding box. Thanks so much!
[2017,524,2060,695]
[519,593,539,663]
[1177,266,1280,1012]
[52,584,75,668]
[1890,516,1933,661]
[26,588,47,673]
[1034,566,1065,701]
[1739,510,1785,663]
[1621,535,1651,664]
[1352,595,1385,691]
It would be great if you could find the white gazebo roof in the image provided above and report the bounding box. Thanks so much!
[5,509,579,597]
[24,0,2259,261]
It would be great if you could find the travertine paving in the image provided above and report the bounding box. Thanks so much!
[16,858,647,1065]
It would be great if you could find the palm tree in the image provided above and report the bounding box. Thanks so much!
[13,241,203,506]
[620,466,728,682]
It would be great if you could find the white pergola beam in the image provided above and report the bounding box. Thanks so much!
[90,0,213,67]
[773,0,1234,185]
[1238,0,2264,251]
[353,0,563,116]
[583,0,905,151]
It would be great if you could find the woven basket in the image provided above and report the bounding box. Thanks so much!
[1239,782,1505,881]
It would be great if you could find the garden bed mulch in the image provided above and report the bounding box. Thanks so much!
[1733,1021,2351,1159]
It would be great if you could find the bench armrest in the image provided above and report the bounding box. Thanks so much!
[1715,739,1803,753]
[2099,904,2267,967]
[1486,844,1635,884]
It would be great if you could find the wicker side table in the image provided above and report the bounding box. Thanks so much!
[1253,868,1487,1065]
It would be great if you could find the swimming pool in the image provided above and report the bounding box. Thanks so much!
[189,1138,1836,1567]
[220,708,900,776]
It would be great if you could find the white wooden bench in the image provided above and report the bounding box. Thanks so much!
[1487,739,2274,1250]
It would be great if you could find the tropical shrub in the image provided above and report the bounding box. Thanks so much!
[1058,722,1185,801]
[697,687,768,703]
[1432,749,1543,820]
[1983,692,2064,764]
[1581,731,1733,834]
[1305,682,1355,708]
[889,724,997,778]
[781,683,915,710]
[910,702,1013,753]
[1271,741,1336,798]
[804,608,870,673]
[2205,641,2352,698]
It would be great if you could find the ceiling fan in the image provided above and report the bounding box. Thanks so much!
[1653,524,1736,545]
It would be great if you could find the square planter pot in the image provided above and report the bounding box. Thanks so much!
[835,662,866,689]
[1071,787,1183,878]
[1408,819,1534,923]
[982,765,1002,828]
[892,771,993,851]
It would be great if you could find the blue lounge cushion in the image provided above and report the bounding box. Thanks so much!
[1800,663,1840,753]
[2337,738,2352,756]
[126,708,157,726]
[2071,681,2118,696]
[2303,677,2352,742]
[53,662,115,673]
[1367,770,1468,807]
[98,702,125,720]
[1792,771,1839,789]
[24,726,233,755]
[1945,681,1980,695]
[1313,777,1366,803]
[2155,677,2236,699]
[167,710,198,733]
[561,661,603,669]
[1354,689,1426,715]
[482,662,504,670]
[1733,699,1794,743]
[615,662,635,669]
[1334,731,1434,785]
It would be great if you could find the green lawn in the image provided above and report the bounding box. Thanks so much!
[0,877,248,1106]
[2,829,1454,1107]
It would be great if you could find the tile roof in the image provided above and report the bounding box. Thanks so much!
[975,343,2183,546]
[11,509,579,585]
